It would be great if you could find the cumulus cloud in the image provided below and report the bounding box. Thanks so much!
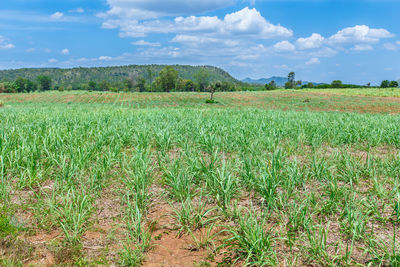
[50,12,64,20]
[48,58,58,63]
[328,25,393,44]
[61,48,70,55]
[0,36,15,49]
[274,41,295,52]
[351,44,373,51]
[102,7,292,39]
[296,33,324,50]
[305,57,320,65]
[132,40,161,47]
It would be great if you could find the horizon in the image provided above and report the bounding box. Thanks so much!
[1,0,399,85]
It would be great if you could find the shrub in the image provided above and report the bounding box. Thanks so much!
[205,99,218,104]
[389,81,399,88]
[381,80,390,88]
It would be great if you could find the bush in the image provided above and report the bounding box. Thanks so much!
[381,80,390,88]
[205,99,218,104]
[389,81,399,88]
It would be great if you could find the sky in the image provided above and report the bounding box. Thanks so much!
[0,0,399,84]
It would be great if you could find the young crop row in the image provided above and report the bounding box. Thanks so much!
[1,104,400,265]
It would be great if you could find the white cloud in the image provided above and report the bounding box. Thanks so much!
[102,7,292,39]
[296,33,324,50]
[274,64,289,70]
[274,40,295,52]
[104,0,234,20]
[397,41,400,45]
[222,8,292,38]
[50,12,64,20]
[70,8,84,13]
[0,36,15,49]
[383,42,399,51]
[61,48,70,55]
[384,67,393,71]
[172,34,238,46]
[305,57,320,65]
[132,40,161,47]
[329,25,393,44]
[351,44,373,51]
[26,48,35,53]
[48,58,58,63]
[99,56,112,61]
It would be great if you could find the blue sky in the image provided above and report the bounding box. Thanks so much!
[0,0,399,84]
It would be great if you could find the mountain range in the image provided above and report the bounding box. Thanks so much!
[242,76,318,86]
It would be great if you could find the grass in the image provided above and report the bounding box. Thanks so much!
[1,90,400,265]
[306,87,400,97]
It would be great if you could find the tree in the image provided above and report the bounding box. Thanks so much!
[389,80,399,88]
[194,69,211,91]
[99,80,110,91]
[136,77,146,92]
[381,80,390,88]
[25,79,37,92]
[307,82,314,88]
[124,78,134,92]
[146,66,155,92]
[331,80,343,88]
[157,66,178,92]
[285,72,296,89]
[265,80,277,90]
[37,75,52,91]
[15,77,27,93]
[88,81,97,91]
[184,80,195,92]
[209,81,221,101]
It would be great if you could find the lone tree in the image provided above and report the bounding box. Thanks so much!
[195,69,211,91]
[381,80,390,88]
[37,75,52,91]
[158,66,178,92]
[285,72,296,89]
[208,81,221,102]
[331,80,343,88]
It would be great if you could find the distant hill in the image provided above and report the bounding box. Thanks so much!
[242,76,318,87]
[0,64,240,86]
[242,76,288,86]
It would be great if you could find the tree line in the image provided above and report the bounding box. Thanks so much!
[264,72,400,90]
[0,66,237,93]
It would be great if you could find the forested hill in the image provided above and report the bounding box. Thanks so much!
[0,65,240,86]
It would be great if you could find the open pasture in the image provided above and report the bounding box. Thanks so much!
[1,91,400,266]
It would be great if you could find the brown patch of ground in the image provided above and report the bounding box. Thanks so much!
[143,185,228,267]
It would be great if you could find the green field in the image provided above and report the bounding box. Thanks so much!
[306,87,400,98]
[1,90,400,266]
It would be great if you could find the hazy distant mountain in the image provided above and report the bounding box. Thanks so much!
[242,76,318,87]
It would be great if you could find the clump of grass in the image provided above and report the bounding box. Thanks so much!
[0,207,18,238]
[172,196,218,236]
[225,207,277,266]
